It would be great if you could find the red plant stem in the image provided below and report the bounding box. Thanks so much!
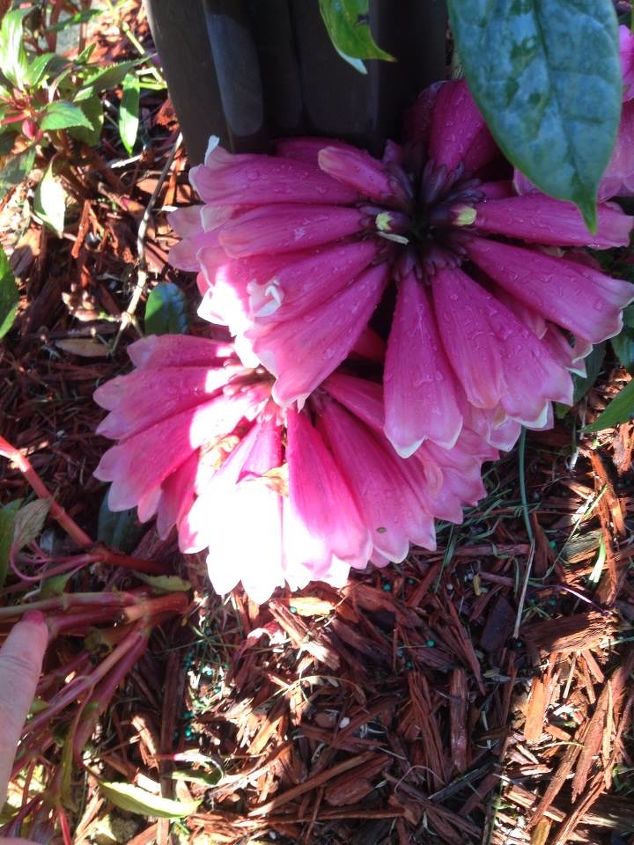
[58,806,73,845]
[94,545,172,575]
[25,624,150,736]
[72,630,150,762]
[121,592,189,623]
[0,436,173,575]
[47,607,137,638]
[37,652,92,698]
[0,590,143,621]
[0,435,93,548]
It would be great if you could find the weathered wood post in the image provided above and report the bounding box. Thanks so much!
[145,0,447,162]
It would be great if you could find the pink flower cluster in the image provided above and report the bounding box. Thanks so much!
[95,60,634,602]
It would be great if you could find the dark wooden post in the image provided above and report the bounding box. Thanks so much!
[145,0,447,163]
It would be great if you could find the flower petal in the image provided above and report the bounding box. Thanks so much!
[470,195,632,249]
[319,399,436,558]
[318,145,411,207]
[253,262,389,405]
[429,80,498,175]
[190,151,359,206]
[384,268,463,455]
[464,237,634,343]
[219,205,365,258]
[433,266,573,422]
[286,409,371,565]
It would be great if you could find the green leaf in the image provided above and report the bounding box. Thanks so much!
[585,379,634,431]
[612,327,634,373]
[24,52,56,88]
[611,304,634,373]
[0,500,21,588]
[97,491,145,554]
[68,94,103,146]
[0,244,19,340]
[34,162,66,238]
[44,8,103,34]
[119,72,140,154]
[98,781,199,819]
[0,146,35,201]
[39,570,75,598]
[319,0,394,72]
[12,499,50,551]
[447,0,621,229]
[0,8,30,88]
[573,342,606,404]
[40,101,93,133]
[135,574,192,593]
[144,283,188,335]
[78,60,136,95]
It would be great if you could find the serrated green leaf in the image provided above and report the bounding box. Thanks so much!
[0,244,19,340]
[12,499,50,551]
[135,573,192,593]
[144,283,188,335]
[40,100,93,132]
[586,379,634,431]
[97,490,145,553]
[119,72,140,154]
[0,8,30,88]
[34,162,66,237]
[0,500,21,588]
[98,780,199,819]
[44,8,103,34]
[319,0,394,69]
[447,0,621,229]
[78,60,136,95]
[0,146,35,200]
[68,94,103,146]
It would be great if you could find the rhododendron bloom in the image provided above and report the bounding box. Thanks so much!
[94,335,496,602]
[170,80,633,459]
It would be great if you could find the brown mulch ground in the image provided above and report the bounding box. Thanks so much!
[0,4,633,844]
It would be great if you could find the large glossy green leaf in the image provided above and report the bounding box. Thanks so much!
[144,283,188,335]
[0,245,18,340]
[585,379,634,431]
[447,0,621,230]
[319,0,394,73]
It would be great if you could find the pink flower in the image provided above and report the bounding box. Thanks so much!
[170,80,633,459]
[94,334,495,603]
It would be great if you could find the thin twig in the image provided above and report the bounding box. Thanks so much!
[513,429,536,639]
[0,435,93,548]
[113,132,183,350]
